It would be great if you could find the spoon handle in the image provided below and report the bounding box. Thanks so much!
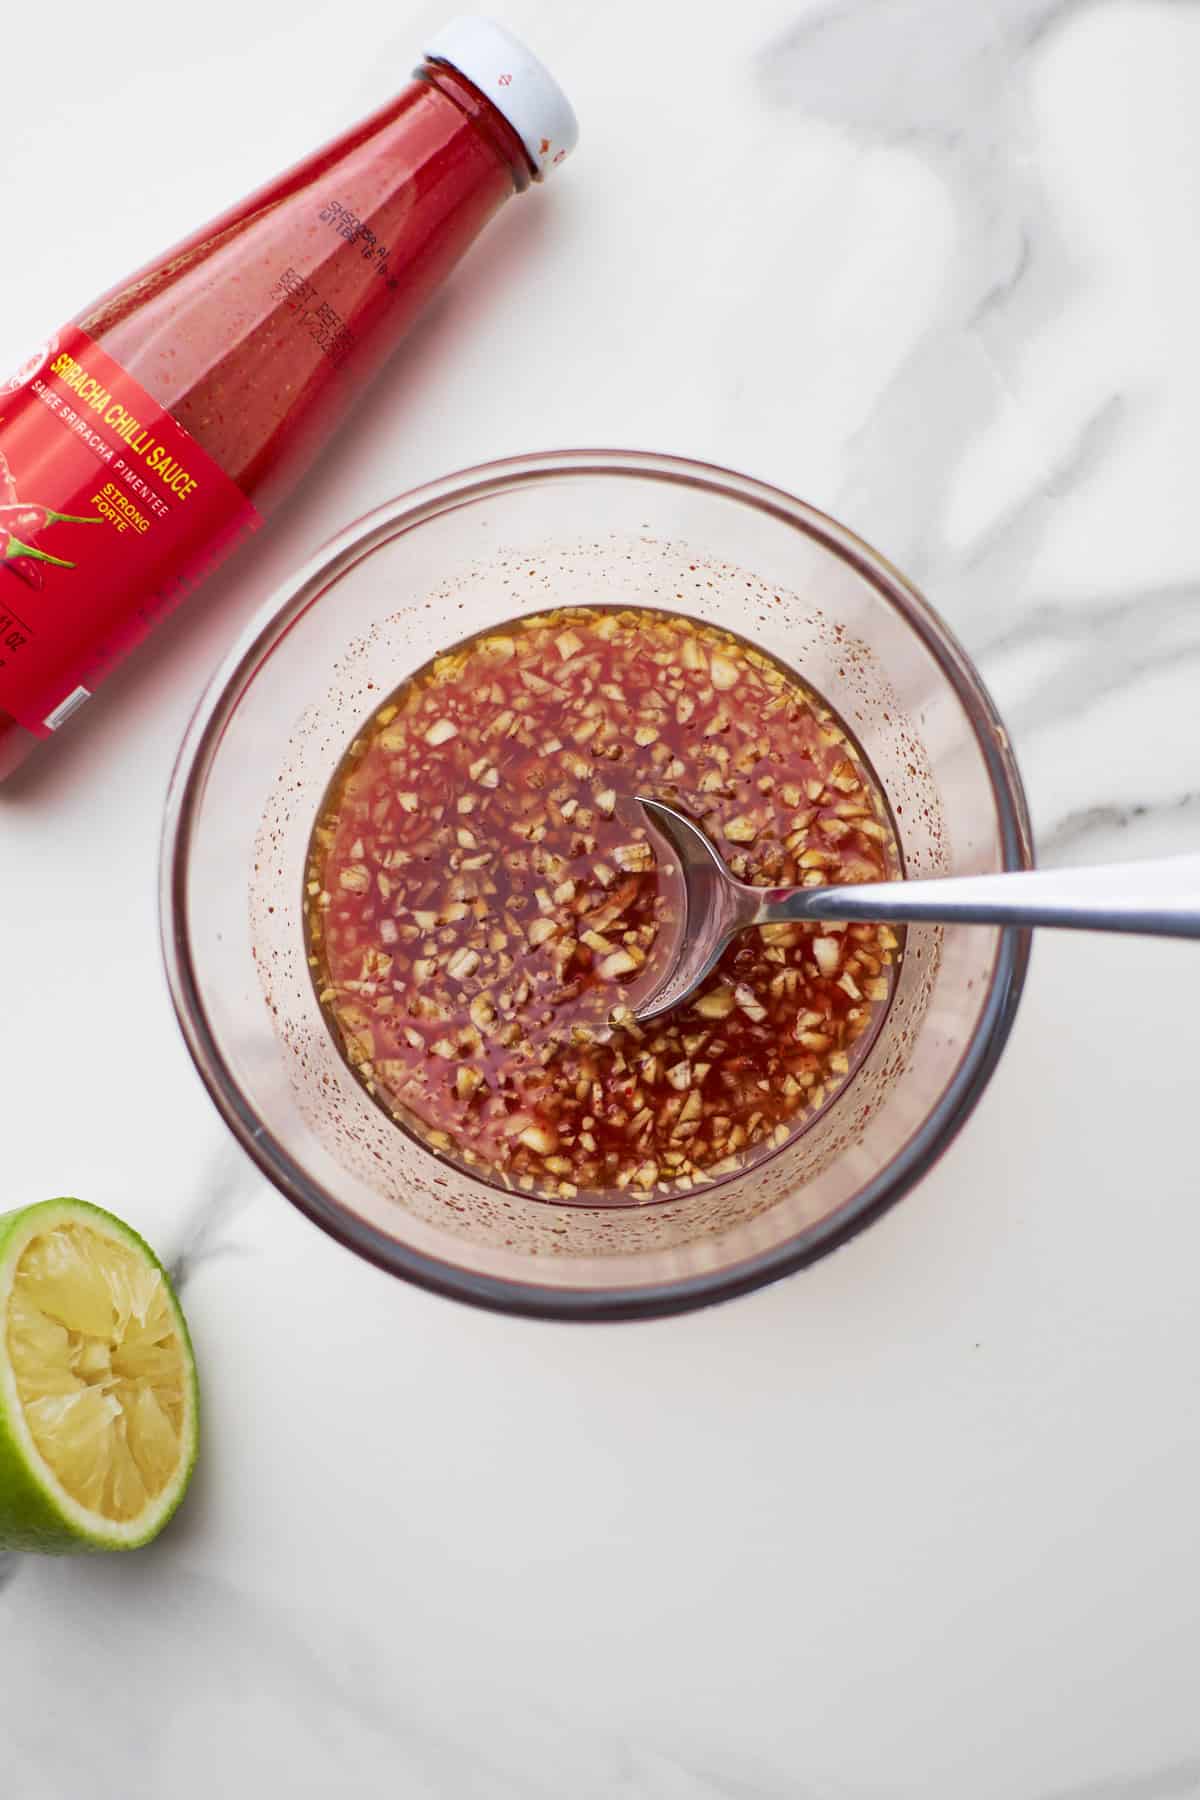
[760,854,1200,940]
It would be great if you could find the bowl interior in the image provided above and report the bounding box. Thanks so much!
[167,457,1030,1315]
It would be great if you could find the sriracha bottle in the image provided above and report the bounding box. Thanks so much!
[0,17,576,779]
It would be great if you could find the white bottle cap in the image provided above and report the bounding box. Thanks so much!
[425,16,579,179]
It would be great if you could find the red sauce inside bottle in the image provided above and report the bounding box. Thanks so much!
[0,62,533,777]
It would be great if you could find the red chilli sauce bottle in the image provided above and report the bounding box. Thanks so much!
[0,18,576,779]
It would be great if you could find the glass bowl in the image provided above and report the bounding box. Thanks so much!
[161,450,1032,1319]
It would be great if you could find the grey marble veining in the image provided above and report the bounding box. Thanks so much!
[1042,1763,1200,1800]
[761,0,1200,865]
[1041,789,1200,856]
[167,1141,264,1298]
[761,0,1095,585]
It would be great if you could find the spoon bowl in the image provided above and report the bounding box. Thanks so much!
[636,797,1200,1022]
[635,799,767,1020]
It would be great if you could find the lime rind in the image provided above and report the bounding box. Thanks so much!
[0,1199,199,1553]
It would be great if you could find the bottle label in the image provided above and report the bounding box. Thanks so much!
[0,325,261,737]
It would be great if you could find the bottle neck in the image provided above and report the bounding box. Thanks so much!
[416,59,536,194]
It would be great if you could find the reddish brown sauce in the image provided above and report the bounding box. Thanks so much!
[305,607,902,1201]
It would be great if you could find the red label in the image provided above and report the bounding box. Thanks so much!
[0,326,261,736]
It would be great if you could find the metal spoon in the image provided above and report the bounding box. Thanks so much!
[634,797,1200,1023]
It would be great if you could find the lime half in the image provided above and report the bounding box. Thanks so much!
[0,1199,198,1552]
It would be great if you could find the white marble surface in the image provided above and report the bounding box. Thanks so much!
[2,1,1200,1794]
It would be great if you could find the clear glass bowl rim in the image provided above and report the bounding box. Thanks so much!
[160,447,1033,1321]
